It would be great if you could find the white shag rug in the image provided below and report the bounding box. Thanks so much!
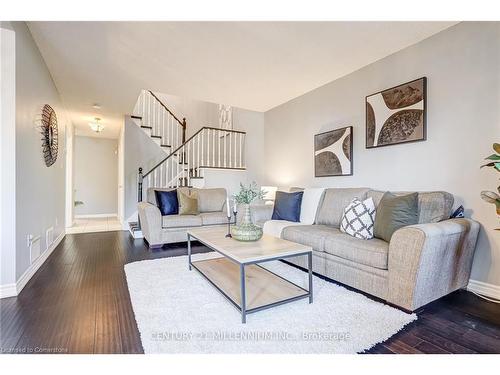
[124,253,416,354]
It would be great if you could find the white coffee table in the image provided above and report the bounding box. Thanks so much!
[187,227,313,323]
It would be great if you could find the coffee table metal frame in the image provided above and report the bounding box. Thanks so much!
[187,233,313,324]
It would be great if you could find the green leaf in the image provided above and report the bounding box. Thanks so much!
[494,143,500,154]
[496,163,500,172]
[485,154,500,161]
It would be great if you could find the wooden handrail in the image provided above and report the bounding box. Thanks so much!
[147,90,186,143]
[148,90,185,128]
[142,126,246,179]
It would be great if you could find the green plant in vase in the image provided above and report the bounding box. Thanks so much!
[231,182,266,241]
[480,142,500,230]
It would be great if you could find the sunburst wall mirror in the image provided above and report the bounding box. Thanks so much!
[39,104,59,167]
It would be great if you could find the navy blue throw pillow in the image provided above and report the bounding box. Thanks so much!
[155,190,179,216]
[272,191,304,222]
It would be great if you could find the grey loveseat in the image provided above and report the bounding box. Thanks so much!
[138,187,233,248]
[253,188,480,311]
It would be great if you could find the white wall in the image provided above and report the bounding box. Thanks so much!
[74,136,118,216]
[0,25,17,288]
[12,22,68,280]
[233,107,265,184]
[263,22,500,287]
[155,93,219,137]
[65,120,74,227]
[153,93,265,180]
[123,116,166,220]
[117,124,125,224]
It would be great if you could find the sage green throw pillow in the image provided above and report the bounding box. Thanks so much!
[373,192,418,242]
[178,191,199,215]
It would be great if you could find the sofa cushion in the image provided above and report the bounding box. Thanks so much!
[367,189,454,224]
[315,188,369,227]
[178,190,199,215]
[263,220,308,238]
[197,188,227,213]
[154,189,179,216]
[162,214,202,228]
[272,191,304,222]
[200,212,229,226]
[300,188,325,224]
[374,192,419,242]
[323,233,389,270]
[147,187,190,205]
[340,197,376,240]
[417,191,454,223]
[281,225,340,252]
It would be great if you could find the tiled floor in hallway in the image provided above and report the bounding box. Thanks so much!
[66,216,123,234]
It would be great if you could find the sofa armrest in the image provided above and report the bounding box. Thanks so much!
[387,218,479,311]
[249,204,274,227]
[138,201,162,246]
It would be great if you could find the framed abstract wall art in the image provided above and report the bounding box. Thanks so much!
[314,126,353,177]
[366,77,426,148]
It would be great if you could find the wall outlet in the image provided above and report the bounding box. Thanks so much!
[29,235,41,264]
[45,227,54,252]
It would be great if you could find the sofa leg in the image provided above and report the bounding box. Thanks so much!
[149,244,164,250]
[143,238,163,250]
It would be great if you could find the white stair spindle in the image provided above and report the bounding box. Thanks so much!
[235,132,238,168]
[172,118,175,148]
[147,94,151,129]
[229,132,232,168]
[197,134,200,170]
[201,130,204,167]
[156,101,159,135]
[239,132,242,168]
[218,131,221,167]
[154,100,158,135]
[152,99,155,134]
[208,129,211,167]
[182,145,186,185]
[161,109,164,143]
[145,93,149,126]
[224,131,227,168]
[187,140,190,174]
[167,115,170,147]
[149,94,153,129]
[212,129,215,167]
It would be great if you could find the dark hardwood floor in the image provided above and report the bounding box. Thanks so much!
[1,230,499,354]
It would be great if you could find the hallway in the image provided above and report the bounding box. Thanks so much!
[66,217,123,234]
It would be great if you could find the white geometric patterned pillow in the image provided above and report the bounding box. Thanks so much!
[340,197,376,240]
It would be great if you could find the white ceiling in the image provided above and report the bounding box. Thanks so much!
[28,21,457,139]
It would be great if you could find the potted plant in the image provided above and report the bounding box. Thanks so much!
[231,182,266,241]
[480,142,500,230]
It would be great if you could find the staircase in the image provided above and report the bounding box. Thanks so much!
[132,89,187,153]
[129,90,247,236]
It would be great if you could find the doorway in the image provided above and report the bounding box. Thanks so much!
[66,133,122,234]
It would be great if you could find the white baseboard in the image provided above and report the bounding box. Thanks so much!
[0,231,65,299]
[0,283,17,298]
[467,279,500,300]
[75,213,118,219]
[130,229,144,239]
[123,211,138,230]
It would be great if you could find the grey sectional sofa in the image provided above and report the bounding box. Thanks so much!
[138,187,233,248]
[253,188,480,311]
